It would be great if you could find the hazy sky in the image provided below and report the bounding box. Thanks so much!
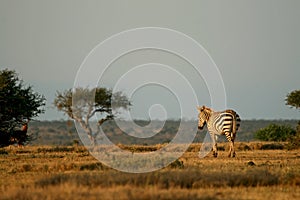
[1,0,299,120]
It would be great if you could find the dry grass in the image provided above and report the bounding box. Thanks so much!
[1,142,300,200]
[2,185,300,200]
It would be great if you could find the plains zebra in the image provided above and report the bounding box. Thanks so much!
[197,106,241,157]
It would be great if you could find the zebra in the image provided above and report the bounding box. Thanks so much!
[197,106,241,157]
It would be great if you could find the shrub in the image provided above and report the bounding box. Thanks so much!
[255,124,296,142]
[287,133,300,150]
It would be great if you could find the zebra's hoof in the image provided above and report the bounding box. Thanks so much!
[213,153,218,158]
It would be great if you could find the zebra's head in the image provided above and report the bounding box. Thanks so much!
[197,106,211,130]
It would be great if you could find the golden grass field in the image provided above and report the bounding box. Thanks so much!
[0,142,300,200]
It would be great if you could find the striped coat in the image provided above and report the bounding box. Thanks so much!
[197,106,241,157]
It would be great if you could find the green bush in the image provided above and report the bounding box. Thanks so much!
[287,121,300,150]
[255,124,296,142]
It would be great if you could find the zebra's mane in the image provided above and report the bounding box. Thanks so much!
[200,106,213,113]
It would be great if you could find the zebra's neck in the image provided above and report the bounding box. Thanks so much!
[204,110,212,121]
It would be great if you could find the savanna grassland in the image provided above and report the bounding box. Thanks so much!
[0,143,300,200]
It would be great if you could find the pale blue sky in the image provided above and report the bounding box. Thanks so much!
[1,0,299,120]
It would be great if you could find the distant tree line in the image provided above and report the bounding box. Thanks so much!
[29,119,298,146]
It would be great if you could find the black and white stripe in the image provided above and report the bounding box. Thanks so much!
[197,106,241,157]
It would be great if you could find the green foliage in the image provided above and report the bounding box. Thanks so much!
[287,133,300,150]
[54,89,73,118]
[287,121,300,150]
[285,91,300,149]
[0,69,45,147]
[255,124,296,142]
[54,87,130,145]
[286,90,300,109]
[54,88,131,121]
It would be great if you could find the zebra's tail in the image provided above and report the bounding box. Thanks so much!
[233,113,241,135]
[226,109,240,136]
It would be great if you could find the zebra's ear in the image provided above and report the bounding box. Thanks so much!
[197,106,202,112]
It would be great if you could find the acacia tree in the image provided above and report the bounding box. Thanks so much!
[286,90,300,128]
[0,69,45,147]
[54,87,130,145]
[286,90,300,110]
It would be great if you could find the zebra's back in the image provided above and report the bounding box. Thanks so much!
[208,110,240,135]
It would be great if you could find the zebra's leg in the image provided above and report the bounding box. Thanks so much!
[225,132,235,157]
[211,134,218,157]
[213,142,218,157]
[229,140,235,157]
[231,133,236,157]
